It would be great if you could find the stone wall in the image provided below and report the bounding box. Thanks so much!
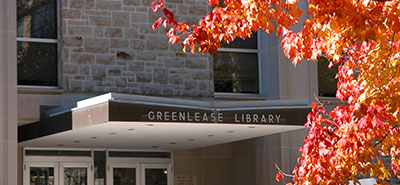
[60,0,213,97]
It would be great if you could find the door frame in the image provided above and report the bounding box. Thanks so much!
[106,162,140,185]
[140,163,172,185]
[60,162,93,185]
[107,157,173,185]
[24,156,93,185]
[23,162,59,185]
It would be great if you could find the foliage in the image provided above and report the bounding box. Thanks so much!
[152,0,400,184]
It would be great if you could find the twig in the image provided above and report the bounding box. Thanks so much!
[314,94,330,115]
[275,163,295,177]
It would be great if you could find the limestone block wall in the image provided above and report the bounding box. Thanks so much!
[60,0,213,97]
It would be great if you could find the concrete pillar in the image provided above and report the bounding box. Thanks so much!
[254,129,307,185]
[0,0,18,184]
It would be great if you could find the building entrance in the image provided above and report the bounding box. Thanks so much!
[24,160,93,185]
[107,157,172,185]
[23,149,172,185]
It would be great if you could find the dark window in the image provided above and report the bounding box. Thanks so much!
[214,33,259,94]
[108,151,171,158]
[220,34,257,49]
[25,150,92,157]
[318,57,338,97]
[30,167,54,185]
[145,168,168,185]
[17,42,58,86]
[17,0,58,86]
[114,168,136,185]
[94,151,106,185]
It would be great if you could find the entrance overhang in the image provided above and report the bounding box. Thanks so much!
[19,93,310,150]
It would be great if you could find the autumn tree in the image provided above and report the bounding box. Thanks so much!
[152,0,400,184]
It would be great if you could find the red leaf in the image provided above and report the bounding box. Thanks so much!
[151,0,158,7]
[151,0,164,13]
[177,22,189,32]
[372,116,384,128]
[208,0,219,6]
[162,8,177,27]
[171,20,178,27]
[190,43,195,54]
[163,8,174,19]
[340,139,348,148]
[169,35,180,44]
[276,172,284,182]
[167,28,176,37]
[163,19,168,28]
[152,6,159,13]
[182,44,187,53]
[311,102,318,110]
[152,17,163,30]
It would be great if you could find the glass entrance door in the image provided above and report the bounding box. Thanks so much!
[141,164,171,185]
[60,163,92,185]
[113,167,138,185]
[107,164,139,185]
[108,163,171,185]
[25,162,92,185]
[25,163,58,185]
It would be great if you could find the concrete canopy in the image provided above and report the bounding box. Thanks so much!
[19,93,310,150]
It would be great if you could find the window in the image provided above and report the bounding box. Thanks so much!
[17,0,58,86]
[318,57,338,97]
[213,33,259,94]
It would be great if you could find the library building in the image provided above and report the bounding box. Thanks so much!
[0,0,361,185]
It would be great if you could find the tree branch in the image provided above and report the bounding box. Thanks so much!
[275,163,294,177]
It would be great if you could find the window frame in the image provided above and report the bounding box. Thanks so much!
[213,31,263,98]
[16,0,61,89]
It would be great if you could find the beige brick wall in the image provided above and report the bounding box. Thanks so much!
[60,0,213,97]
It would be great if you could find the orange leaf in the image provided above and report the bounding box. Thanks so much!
[208,0,219,6]
[276,172,283,182]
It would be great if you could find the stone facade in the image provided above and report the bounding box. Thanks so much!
[61,0,212,97]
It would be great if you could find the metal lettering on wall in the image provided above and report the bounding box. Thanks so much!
[147,111,281,124]
[109,102,310,125]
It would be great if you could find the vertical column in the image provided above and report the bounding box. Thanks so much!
[254,129,307,185]
[0,0,18,184]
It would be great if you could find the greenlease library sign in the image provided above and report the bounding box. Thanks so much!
[147,111,282,124]
[109,102,310,126]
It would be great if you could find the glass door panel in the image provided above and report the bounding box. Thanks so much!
[144,168,168,185]
[63,167,88,185]
[113,168,137,185]
[107,163,139,185]
[29,167,55,185]
[25,163,58,185]
[141,164,171,185]
[60,163,92,185]
[24,158,92,185]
